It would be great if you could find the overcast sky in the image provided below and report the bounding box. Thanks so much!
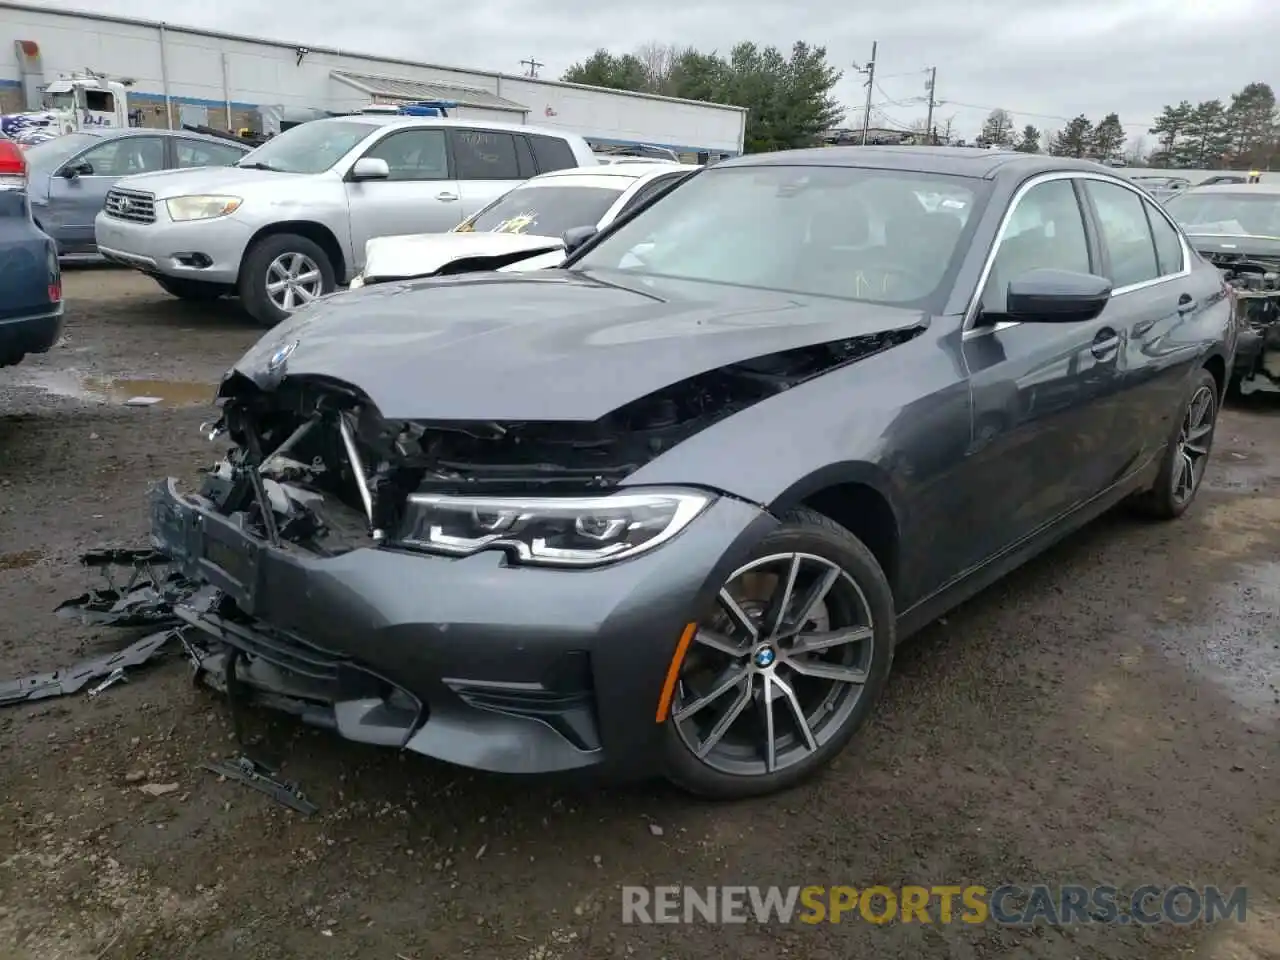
[31,0,1278,143]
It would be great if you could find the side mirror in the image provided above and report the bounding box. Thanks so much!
[1005,269,1113,323]
[349,157,390,181]
[61,161,92,179]
[562,225,598,256]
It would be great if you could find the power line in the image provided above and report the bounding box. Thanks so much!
[519,57,544,78]
[874,79,926,107]
[936,98,1155,130]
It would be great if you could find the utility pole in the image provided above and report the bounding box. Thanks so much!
[856,42,877,145]
[520,57,544,79]
[924,66,937,144]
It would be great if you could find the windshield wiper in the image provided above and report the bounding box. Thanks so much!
[236,161,280,172]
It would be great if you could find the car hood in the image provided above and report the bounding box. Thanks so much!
[362,231,564,282]
[111,165,297,198]
[1186,233,1280,260]
[228,270,929,422]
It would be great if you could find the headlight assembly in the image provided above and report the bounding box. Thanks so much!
[165,195,242,222]
[397,488,713,567]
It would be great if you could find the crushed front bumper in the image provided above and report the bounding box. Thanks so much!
[149,478,773,778]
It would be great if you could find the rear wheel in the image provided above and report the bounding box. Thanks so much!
[154,276,227,301]
[238,233,335,327]
[1130,368,1219,519]
[661,508,895,799]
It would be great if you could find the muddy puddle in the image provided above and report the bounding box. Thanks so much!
[0,550,43,571]
[12,370,217,408]
[1151,560,1280,726]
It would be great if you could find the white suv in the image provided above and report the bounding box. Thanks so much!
[93,116,597,325]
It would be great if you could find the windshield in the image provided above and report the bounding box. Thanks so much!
[236,120,378,174]
[572,165,983,306]
[1165,191,1280,238]
[45,91,78,111]
[455,183,626,236]
[23,132,100,167]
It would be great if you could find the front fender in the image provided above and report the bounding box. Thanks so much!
[619,320,971,607]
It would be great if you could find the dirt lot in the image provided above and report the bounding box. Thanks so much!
[1,268,1278,960]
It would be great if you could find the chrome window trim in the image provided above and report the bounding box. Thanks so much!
[962,171,1194,340]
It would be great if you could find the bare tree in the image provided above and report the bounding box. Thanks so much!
[909,117,932,143]
[1123,135,1149,165]
[634,42,681,93]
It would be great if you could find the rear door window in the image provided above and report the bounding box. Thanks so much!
[1084,180,1160,288]
[451,130,521,180]
[175,139,247,168]
[1145,201,1185,277]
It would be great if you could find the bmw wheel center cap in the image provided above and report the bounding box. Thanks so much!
[753,647,777,668]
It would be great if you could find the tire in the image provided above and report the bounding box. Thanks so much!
[661,508,896,800]
[237,233,336,327]
[154,276,226,302]
[1130,368,1220,520]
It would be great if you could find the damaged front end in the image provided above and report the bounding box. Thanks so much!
[1203,250,1280,395]
[62,323,918,771]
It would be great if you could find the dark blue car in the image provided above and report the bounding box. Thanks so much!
[0,135,63,368]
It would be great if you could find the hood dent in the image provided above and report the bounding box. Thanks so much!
[229,272,931,422]
[218,324,926,495]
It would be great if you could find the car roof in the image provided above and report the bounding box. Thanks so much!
[67,127,247,146]
[528,162,691,185]
[313,114,580,140]
[713,145,1117,181]
[1183,182,1280,196]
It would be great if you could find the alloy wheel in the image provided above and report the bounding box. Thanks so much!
[265,252,323,312]
[671,552,877,777]
[1172,384,1216,505]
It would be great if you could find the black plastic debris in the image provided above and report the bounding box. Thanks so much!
[202,755,319,815]
[0,629,179,706]
[54,547,192,628]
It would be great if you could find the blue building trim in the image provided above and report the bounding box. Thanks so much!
[0,78,256,111]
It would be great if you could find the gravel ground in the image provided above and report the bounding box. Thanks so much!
[1,268,1278,960]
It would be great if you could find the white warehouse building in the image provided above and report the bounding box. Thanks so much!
[0,1,747,159]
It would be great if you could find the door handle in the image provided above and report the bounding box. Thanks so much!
[1132,318,1155,337]
[1177,293,1197,315]
[1091,327,1120,360]
[436,191,458,202]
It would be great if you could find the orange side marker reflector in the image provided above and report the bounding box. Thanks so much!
[655,622,698,723]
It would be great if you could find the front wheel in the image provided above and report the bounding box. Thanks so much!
[661,508,895,799]
[238,233,336,327]
[1130,368,1220,519]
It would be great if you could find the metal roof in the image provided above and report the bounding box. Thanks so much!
[330,70,527,114]
[717,145,1118,180]
[1185,182,1280,195]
